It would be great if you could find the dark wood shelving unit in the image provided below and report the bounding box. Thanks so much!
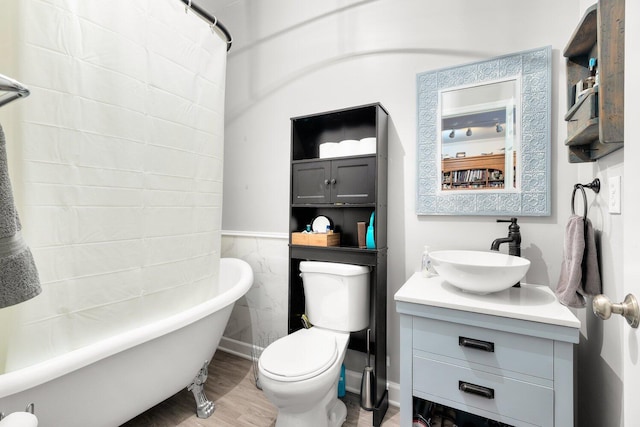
[563,0,624,162]
[288,103,389,426]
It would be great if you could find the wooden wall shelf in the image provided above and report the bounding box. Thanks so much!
[563,0,624,162]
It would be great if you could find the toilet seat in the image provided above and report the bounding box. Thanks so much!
[260,328,338,382]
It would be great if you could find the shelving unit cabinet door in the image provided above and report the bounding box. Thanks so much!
[331,157,376,204]
[292,161,331,204]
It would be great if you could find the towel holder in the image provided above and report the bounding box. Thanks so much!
[0,73,30,108]
[571,178,600,219]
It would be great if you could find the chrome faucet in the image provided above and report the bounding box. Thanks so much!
[491,218,522,287]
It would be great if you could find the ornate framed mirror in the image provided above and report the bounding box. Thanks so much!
[416,46,551,216]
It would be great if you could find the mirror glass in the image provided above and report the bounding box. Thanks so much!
[416,46,551,216]
[440,79,518,191]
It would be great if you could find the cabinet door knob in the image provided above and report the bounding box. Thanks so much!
[330,178,336,185]
[324,179,330,186]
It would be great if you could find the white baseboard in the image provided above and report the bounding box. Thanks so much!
[219,336,255,361]
[218,337,400,408]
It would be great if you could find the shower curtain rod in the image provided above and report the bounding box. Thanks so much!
[0,73,30,108]
[179,0,233,51]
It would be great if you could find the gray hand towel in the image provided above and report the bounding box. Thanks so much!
[555,214,601,308]
[0,123,41,308]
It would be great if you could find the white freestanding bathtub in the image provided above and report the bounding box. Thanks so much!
[0,258,253,427]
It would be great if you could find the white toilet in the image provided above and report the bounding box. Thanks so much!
[258,261,370,427]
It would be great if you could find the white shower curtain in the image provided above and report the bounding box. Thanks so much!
[0,0,227,372]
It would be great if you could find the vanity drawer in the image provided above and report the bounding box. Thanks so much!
[412,317,553,379]
[413,355,553,427]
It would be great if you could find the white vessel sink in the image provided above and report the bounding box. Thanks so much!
[429,250,531,294]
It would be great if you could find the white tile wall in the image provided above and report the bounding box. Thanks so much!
[221,233,289,350]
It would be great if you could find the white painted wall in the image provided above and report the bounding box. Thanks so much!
[210,0,627,422]
[623,3,639,426]
[570,2,625,425]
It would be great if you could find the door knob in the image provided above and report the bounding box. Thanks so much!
[592,294,640,328]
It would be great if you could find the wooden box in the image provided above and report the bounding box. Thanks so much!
[291,232,340,247]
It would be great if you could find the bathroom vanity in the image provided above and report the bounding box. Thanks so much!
[395,274,580,427]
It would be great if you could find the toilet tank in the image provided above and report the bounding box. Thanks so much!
[299,261,370,332]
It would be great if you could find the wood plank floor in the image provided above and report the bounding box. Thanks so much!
[122,350,400,427]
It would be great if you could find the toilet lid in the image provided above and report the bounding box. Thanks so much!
[260,329,338,382]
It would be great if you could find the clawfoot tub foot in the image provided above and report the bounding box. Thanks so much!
[187,360,216,418]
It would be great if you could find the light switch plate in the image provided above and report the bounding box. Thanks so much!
[609,176,622,214]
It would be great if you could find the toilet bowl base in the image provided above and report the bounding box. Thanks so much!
[274,393,347,427]
[328,399,347,427]
[260,328,351,427]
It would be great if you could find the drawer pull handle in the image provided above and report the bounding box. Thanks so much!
[458,336,494,352]
[459,381,495,399]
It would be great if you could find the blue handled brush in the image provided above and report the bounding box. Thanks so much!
[366,211,375,249]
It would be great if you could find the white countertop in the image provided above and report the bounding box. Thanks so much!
[394,272,580,329]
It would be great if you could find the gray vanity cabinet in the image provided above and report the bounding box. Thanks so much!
[395,275,580,427]
[292,157,376,205]
[411,317,556,426]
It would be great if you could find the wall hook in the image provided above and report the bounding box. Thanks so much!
[580,178,600,193]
